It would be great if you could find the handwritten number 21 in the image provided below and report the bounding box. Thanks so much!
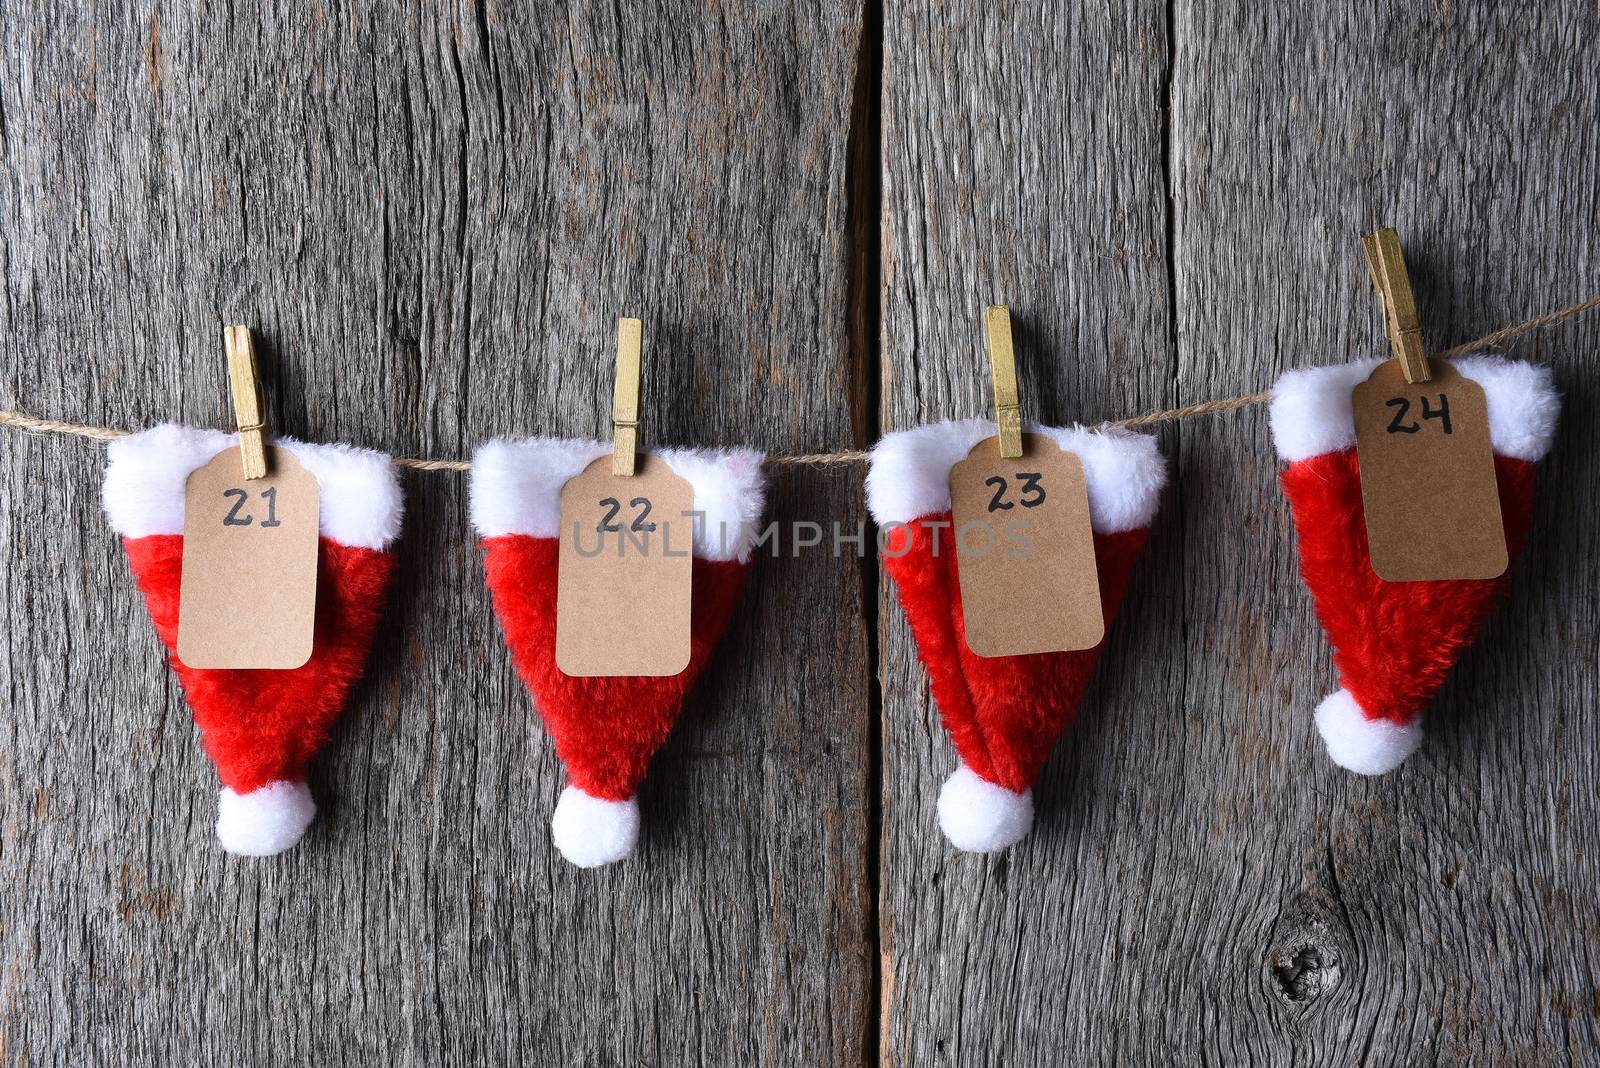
[221,487,282,527]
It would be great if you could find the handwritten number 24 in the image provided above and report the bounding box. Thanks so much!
[221,487,283,527]
[1386,393,1452,435]
[984,472,1046,512]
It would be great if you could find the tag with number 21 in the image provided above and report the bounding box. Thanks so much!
[177,447,321,669]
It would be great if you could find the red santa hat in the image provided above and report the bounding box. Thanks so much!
[102,424,403,855]
[470,438,765,867]
[867,420,1165,852]
[1270,355,1559,774]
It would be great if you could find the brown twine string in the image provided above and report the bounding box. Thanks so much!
[393,456,474,472]
[764,450,871,467]
[3,293,1596,470]
[1435,294,1600,358]
[0,411,131,441]
[1111,391,1276,431]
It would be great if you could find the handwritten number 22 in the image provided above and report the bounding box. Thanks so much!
[597,497,656,532]
[1385,393,1452,435]
[221,486,281,527]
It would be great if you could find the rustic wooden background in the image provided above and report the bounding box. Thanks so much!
[1,3,1596,1065]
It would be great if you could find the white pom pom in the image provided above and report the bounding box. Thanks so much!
[1314,689,1423,775]
[216,781,316,856]
[550,787,640,868]
[937,764,1033,852]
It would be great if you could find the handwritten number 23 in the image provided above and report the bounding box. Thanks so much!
[597,496,656,532]
[1385,393,1452,435]
[984,473,1046,512]
[221,487,282,528]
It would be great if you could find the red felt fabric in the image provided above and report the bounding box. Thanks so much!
[121,535,395,792]
[1280,449,1538,726]
[881,513,1149,794]
[481,535,750,802]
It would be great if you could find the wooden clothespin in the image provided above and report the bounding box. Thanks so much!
[1361,228,1431,384]
[985,305,1023,459]
[611,316,643,476]
[224,325,269,479]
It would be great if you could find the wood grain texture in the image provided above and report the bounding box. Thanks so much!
[4,2,1600,1066]
[0,3,871,1065]
[880,2,1600,1067]
[877,3,1183,1066]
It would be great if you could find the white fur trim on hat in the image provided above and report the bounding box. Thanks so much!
[1313,689,1423,776]
[936,763,1034,852]
[550,786,640,868]
[1270,355,1560,464]
[102,423,402,550]
[215,781,316,856]
[278,440,404,551]
[865,418,1166,533]
[469,437,768,562]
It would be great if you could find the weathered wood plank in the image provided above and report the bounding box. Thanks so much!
[6,2,1600,1065]
[877,2,1182,1065]
[880,2,1600,1065]
[0,3,872,1065]
[1166,5,1600,1064]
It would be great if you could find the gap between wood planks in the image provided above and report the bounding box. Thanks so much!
[844,0,886,1063]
